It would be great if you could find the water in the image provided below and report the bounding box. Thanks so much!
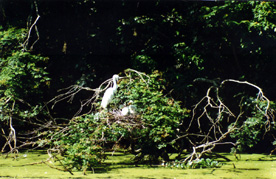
[0,151,275,178]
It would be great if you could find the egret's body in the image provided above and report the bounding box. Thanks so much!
[101,75,119,109]
[122,101,137,116]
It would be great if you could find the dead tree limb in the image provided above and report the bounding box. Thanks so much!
[183,79,274,163]
[22,0,40,51]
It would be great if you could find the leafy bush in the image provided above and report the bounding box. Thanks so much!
[113,70,190,162]
[0,27,26,58]
[0,27,50,101]
[51,114,106,172]
[0,26,50,151]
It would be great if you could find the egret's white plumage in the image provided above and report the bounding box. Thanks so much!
[121,100,137,116]
[101,74,119,109]
[121,106,130,116]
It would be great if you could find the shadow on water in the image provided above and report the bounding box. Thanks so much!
[224,168,260,174]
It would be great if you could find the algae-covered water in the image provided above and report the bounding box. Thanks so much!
[0,151,276,179]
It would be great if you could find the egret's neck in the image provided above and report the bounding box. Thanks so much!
[113,78,118,90]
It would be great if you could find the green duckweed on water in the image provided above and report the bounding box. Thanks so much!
[0,151,276,179]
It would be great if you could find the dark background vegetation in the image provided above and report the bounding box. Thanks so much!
[2,1,276,99]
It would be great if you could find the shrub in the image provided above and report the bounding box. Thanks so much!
[111,70,190,162]
[0,26,50,152]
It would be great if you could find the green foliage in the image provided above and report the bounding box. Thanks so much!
[51,114,106,172]
[249,2,276,34]
[0,27,26,58]
[114,70,190,162]
[0,26,50,150]
[230,98,275,152]
[1,27,49,92]
[165,158,222,169]
[0,27,50,102]
[186,158,222,169]
[0,51,50,98]
[173,42,204,71]
[132,55,157,72]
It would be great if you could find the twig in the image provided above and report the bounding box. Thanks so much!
[124,68,150,87]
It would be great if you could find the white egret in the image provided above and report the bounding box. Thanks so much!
[121,100,137,116]
[101,74,119,109]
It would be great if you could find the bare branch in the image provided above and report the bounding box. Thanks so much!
[1,101,18,155]
[221,79,272,119]
[22,15,40,51]
[22,0,40,51]
[183,78,274,163]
